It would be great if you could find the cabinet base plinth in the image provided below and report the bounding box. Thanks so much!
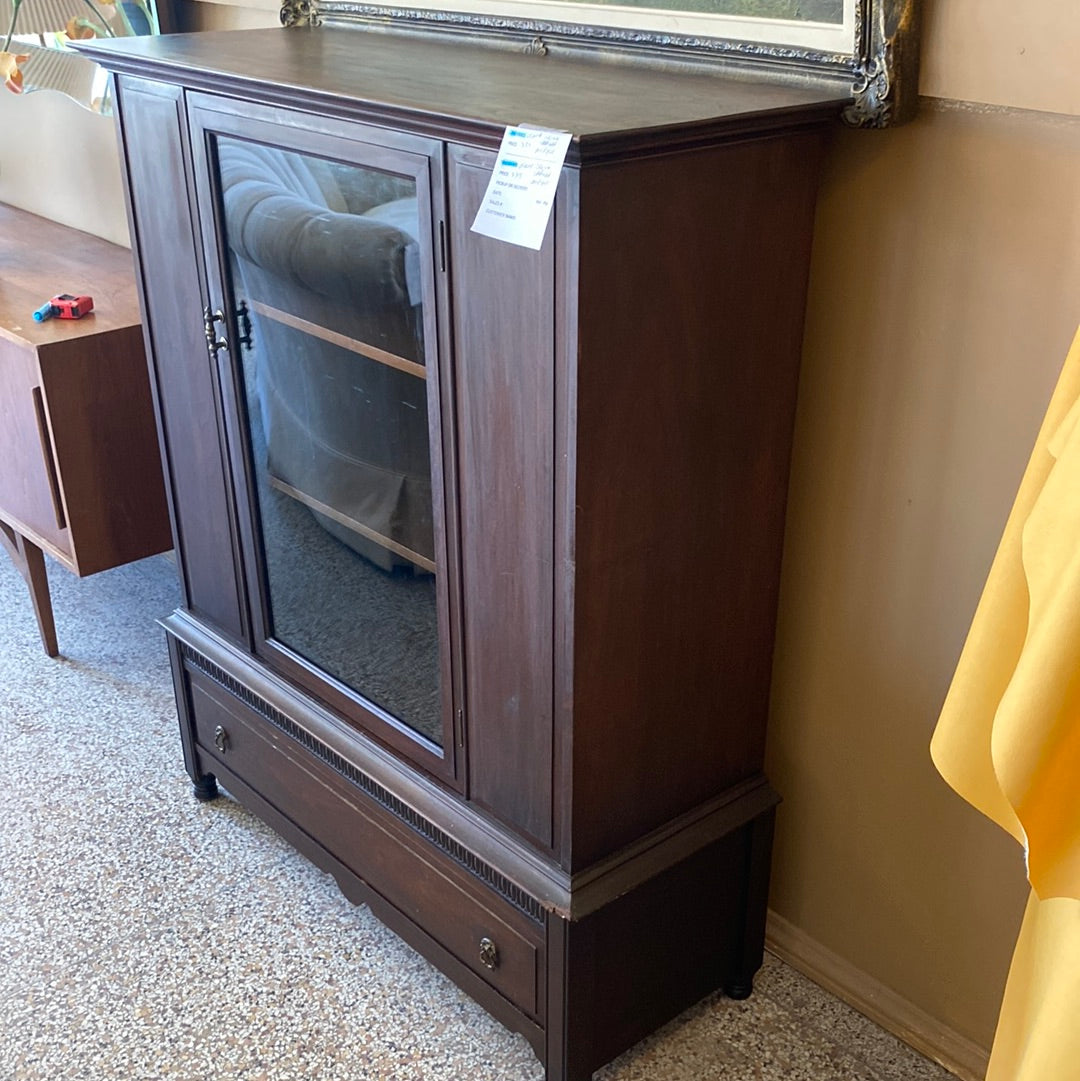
[166,617,774,1081]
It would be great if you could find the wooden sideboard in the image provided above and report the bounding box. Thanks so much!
[0,203,172,655]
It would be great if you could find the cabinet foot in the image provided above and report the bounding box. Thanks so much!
[725,807,774,1006]
[545,1067,593,1081]
[192,773,219,801]
[542,1046,594,1081]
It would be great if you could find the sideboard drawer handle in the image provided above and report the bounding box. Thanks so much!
[479,936,499,970]
[213,725,229,753]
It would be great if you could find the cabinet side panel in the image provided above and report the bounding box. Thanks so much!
[448,147,555,850]
[571,132,826,866]
[116,77,246,639]
[38,328,171,576]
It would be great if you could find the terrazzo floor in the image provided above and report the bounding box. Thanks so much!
[0,550,959,1081]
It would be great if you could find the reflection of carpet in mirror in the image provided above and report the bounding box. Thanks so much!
[250,400,442,747]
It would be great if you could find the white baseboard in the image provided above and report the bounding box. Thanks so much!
[765,910,990,1081]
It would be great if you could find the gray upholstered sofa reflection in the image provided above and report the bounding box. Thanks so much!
[219,140,433,573]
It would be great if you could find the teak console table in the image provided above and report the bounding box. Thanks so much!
[0,202,171,655]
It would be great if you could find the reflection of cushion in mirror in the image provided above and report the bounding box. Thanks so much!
[220,140,432,575]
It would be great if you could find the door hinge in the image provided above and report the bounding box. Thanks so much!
[439,220,447,273]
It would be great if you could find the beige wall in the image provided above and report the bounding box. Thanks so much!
[4,0,1077,1068]
[767,0,1080,1059]
[174,0,278,31]
[0,90,130,245]
[770,98,1080,1054]
[921,0,1080,115]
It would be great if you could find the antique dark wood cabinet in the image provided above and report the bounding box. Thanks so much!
[87,26,844,1080]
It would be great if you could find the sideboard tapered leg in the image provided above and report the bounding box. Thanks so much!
[1,523,59,657]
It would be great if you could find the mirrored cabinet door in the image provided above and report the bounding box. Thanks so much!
[189,104,458,775]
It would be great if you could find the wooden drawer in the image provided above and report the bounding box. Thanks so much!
[185,667,543,1019]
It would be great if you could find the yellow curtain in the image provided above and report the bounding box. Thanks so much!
[932,325,1080,1079]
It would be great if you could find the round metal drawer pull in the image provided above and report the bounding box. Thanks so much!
[213,725,229,753]
[478,936,499,970]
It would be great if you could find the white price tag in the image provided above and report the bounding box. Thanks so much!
[470,125,573,250]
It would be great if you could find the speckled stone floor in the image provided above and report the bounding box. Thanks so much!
[0,551,958,1081]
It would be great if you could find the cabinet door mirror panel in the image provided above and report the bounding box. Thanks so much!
[191,109,454,763]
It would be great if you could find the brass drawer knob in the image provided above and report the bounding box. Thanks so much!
[479,936,499,970]
[214,725,229,753]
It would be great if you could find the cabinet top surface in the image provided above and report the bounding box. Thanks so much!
[0,203,141,350]
[84,27,847,150]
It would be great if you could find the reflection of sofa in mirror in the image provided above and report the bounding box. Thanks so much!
[219,140,433,573]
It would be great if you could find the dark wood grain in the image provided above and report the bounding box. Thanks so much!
[185,661,545,1020]
[162,608,576,915]
[116,78,247,640]
[544,915,595,1081]
[449,146,556,850]
[552,828,751,1077]
[727,806,776,997]
[566,131,826,867]
[171,652,549,1056]
[80,27,846,156]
